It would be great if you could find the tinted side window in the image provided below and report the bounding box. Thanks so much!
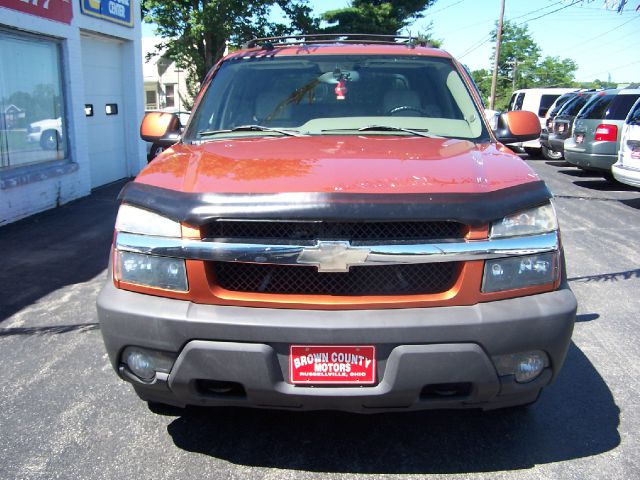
[539,94,560,116]
[513,93,525,110]
[577,94,615,119]
[628,100,640,125]
[549,94,574,117]
[508,93,517,111]
[606,94,640,120]
[561,94,591,116]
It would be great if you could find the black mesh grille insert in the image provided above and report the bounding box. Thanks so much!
[213,262,459,296]
[205,221,464,242]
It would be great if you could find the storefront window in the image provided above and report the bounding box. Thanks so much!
[0,32,67,169]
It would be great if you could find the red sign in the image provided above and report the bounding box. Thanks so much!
[289,345,376,385]
[0,0,73,25]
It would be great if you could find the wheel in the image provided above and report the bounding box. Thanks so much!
[523,147,541,158]
[541,145,563,160]
[148,143,165,162]
[40,130,60,150]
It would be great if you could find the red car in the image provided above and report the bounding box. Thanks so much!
[98,35,576,413]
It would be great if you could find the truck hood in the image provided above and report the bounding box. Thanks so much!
[136,135,539,195]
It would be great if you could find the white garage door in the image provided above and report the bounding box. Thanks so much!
[81,34,127,188]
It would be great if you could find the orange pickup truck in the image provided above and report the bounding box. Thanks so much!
[97,35,576,413]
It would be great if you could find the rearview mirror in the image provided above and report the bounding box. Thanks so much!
[494,110,541,145]
[140,112,182,147]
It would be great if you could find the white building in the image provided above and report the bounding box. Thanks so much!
[142,37,191,113]
[0,0,146,226]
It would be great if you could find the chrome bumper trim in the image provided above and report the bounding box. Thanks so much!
[115,231,560,272]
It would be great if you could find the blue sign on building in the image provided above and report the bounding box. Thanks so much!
[80,0,133,27]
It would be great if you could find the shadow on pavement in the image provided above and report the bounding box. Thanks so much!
[545,161,572,168]
[558,169,601,178]
[0,180,128,323]
[167,343,619,474]
[575,313,599,322]
[0,323,99,337]
[620,197,640,209]
[573,179,637,192]
[568,268,640,283]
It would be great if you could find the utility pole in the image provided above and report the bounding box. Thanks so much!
[489,0,506,110]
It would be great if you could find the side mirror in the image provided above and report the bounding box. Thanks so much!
[140,112,182,147]
[494,110,541,144]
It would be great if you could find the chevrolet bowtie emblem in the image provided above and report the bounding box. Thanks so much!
[297,241,370,272]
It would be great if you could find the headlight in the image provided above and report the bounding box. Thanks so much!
[116,204,181,237]
[114,204,187,291]
[482,252,559,293]
[490,203,557,239]
[116,251,188,291]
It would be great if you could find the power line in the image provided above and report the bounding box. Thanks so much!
[579,59,640,80]
[455,1,578,60]
[515,0,583,25]
[426,0,468,16]
[564,15,639,50]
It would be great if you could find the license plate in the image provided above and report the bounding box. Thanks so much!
[289,345,376,385]
[576,133,584,144]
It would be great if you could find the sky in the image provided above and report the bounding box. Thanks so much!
[141,0,640,83]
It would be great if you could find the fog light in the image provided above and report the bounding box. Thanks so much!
[122,346,177,382]
[493,350,549,383]
[126,350,155,380]
[515,352,546,383]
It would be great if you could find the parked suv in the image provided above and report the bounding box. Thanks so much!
[98,35,577,413]
[507,87,577,157]
[565,88,640,172]
[548,90,598,158]
[612,97,640,187]
[539,91,580,160]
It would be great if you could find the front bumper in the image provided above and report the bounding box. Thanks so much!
[98,280,576,412]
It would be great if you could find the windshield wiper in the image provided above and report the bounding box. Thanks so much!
[321,125,433,138]
[198,125,303,138]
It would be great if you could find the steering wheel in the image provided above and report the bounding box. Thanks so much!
[386,105,428,116]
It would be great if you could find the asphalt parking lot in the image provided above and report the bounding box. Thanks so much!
[1,153,639,479]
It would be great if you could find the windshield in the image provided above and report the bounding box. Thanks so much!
[185,54,489,142]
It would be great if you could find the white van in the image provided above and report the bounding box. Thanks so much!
[507,87,578,155]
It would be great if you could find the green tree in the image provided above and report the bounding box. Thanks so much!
[142,0,317,103]
[491,20,540,109]
[534,56,578,87]
[321,1,438,36]
[470,68,492,106]
[486,20,577,110]
[577,78,617,89]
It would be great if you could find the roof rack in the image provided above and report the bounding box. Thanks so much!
[242,34,433,51]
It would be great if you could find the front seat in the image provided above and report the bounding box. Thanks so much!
[383,90,423,116]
